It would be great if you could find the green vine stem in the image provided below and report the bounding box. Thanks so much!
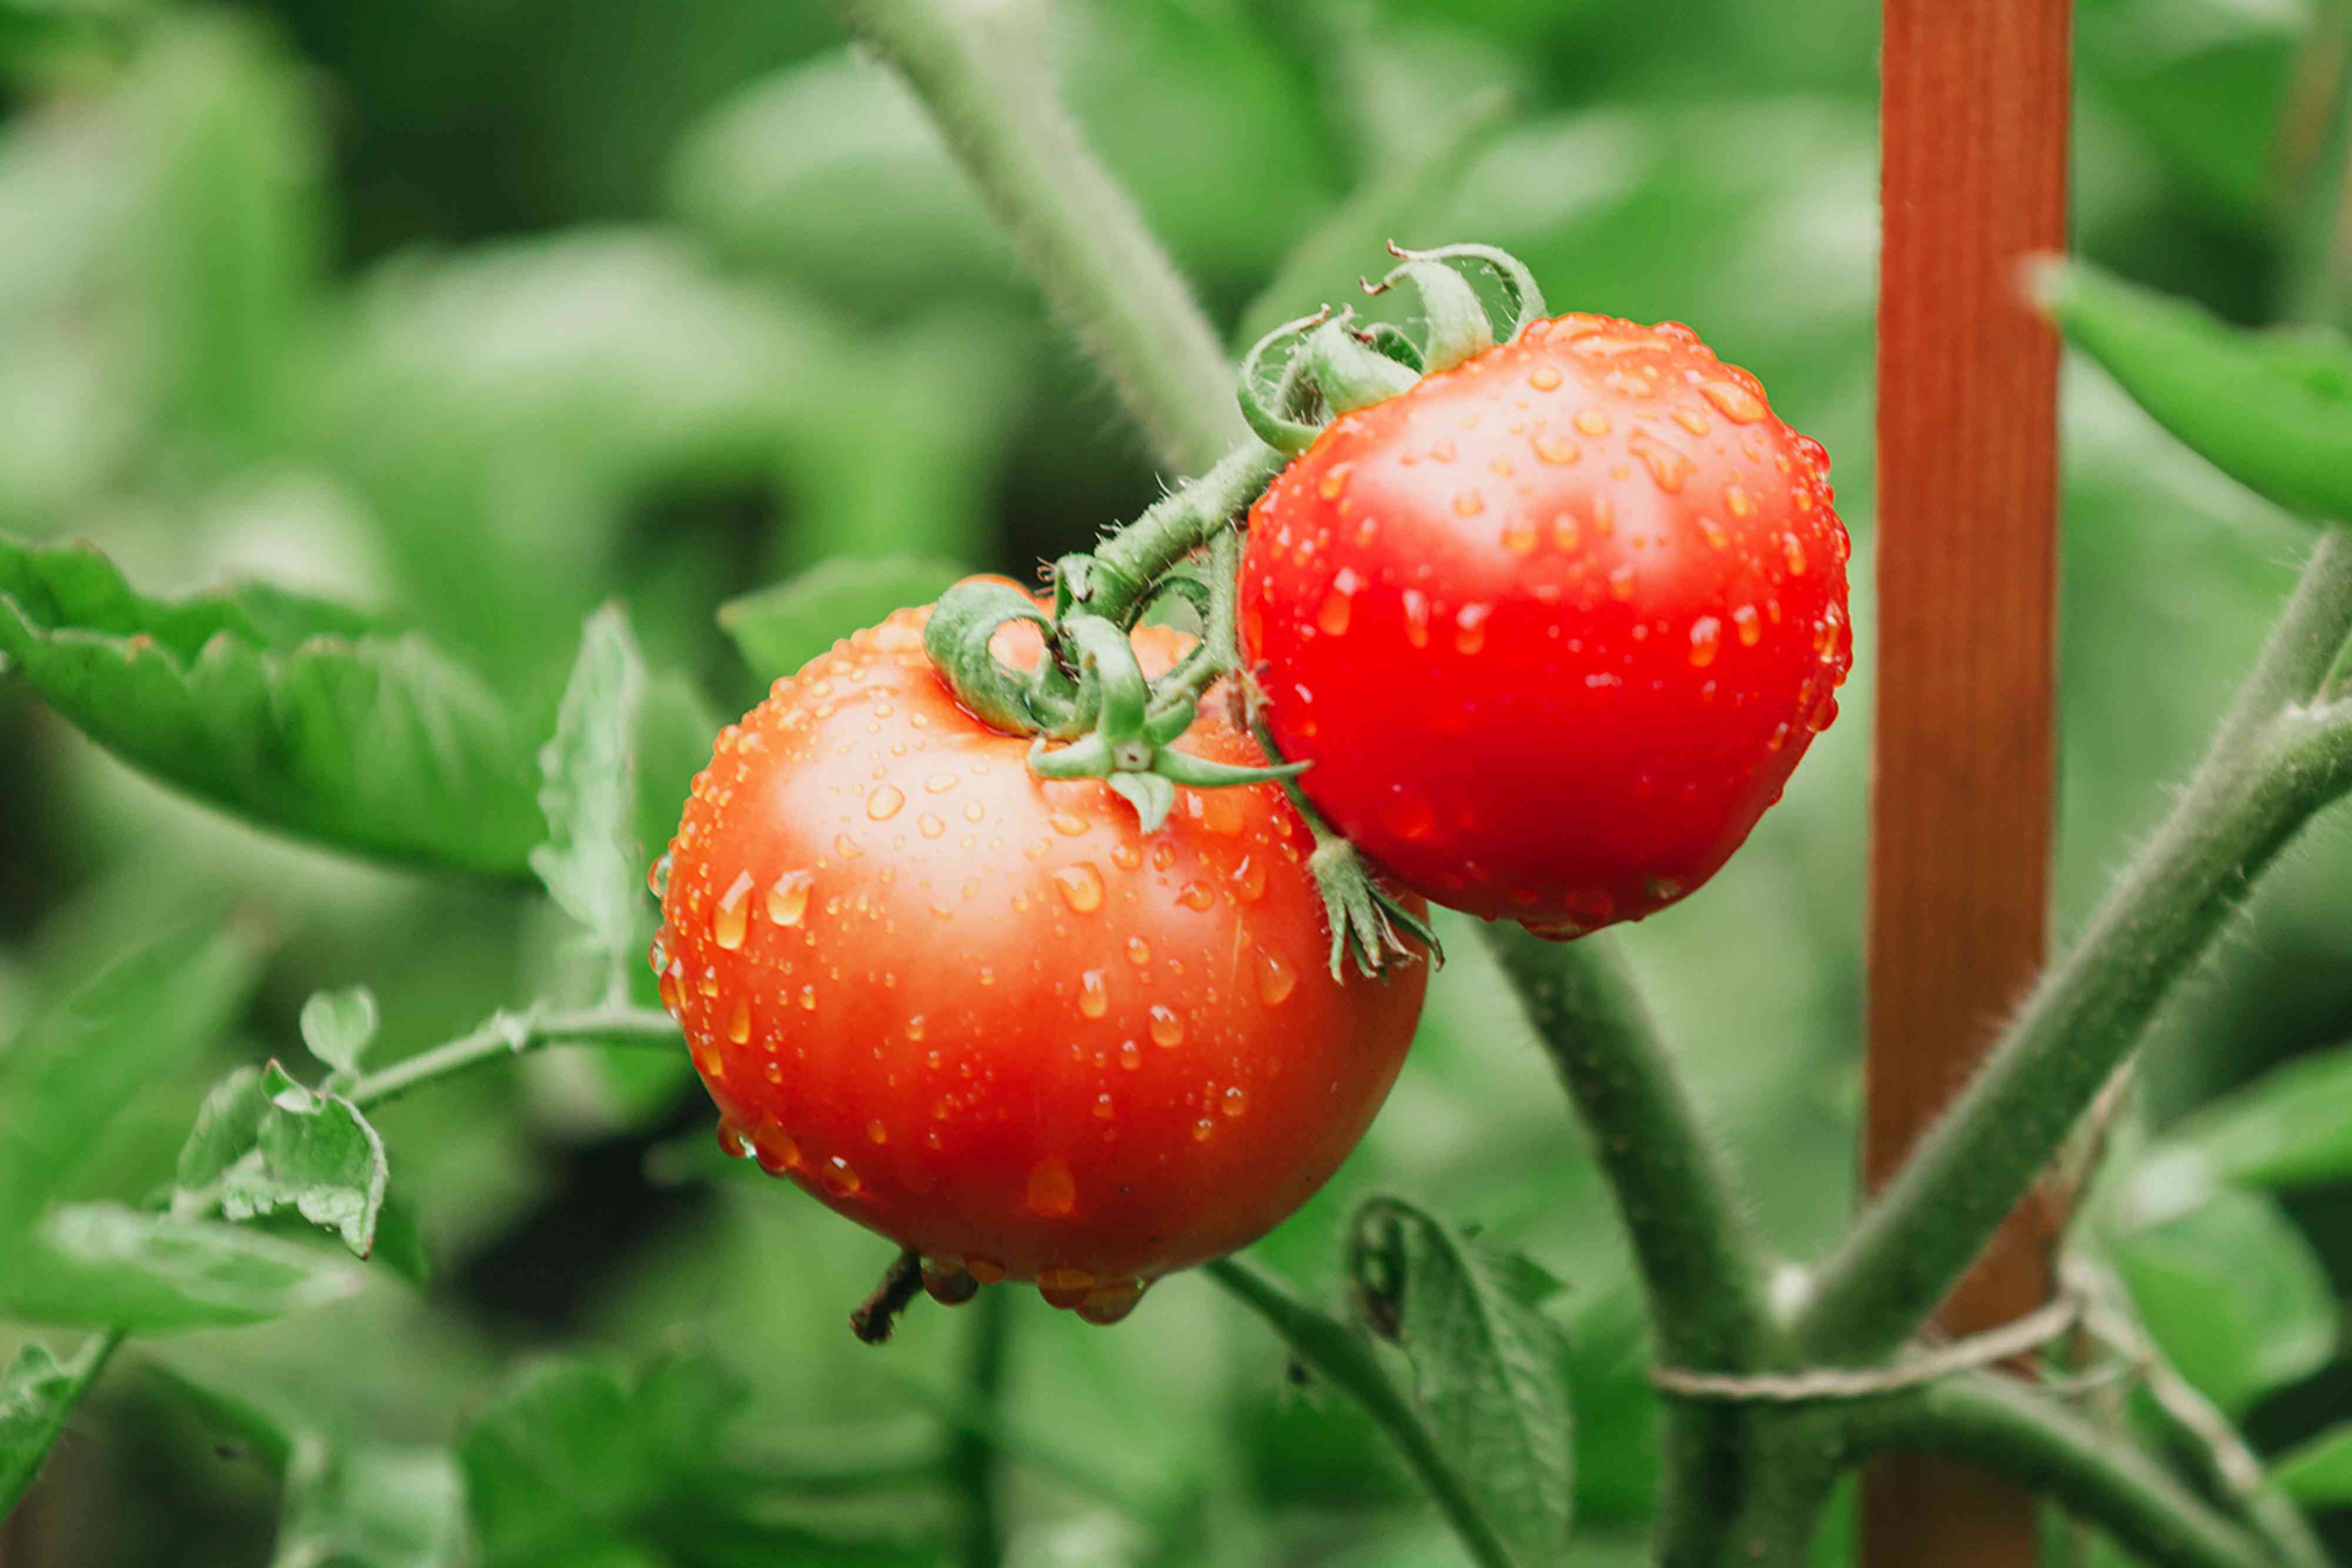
[1840,1372,2268,1568]
[347,1005,680,1110]
[1202,1256,1514,1568]
[946,1286,1010,1568]
[1481,926,1776,1371]
[828,0,1245,475]
[1799,526,2352,1365]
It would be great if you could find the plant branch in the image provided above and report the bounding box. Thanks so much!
[1840,1372,2270,1568]
[1203,1256,1514,1568]
[347,1005,678,1111]
[1481,925,1777,1371]
[830,0,1246,474]
[1800,527,2352,1363]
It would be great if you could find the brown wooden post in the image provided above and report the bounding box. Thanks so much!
[1865,1,2071,1564]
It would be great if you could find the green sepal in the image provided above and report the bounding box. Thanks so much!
[1311,836,1444,979]
[1060,615,1151,743]
[1144,694,1199,745]
[1027,732,1115,780]
[1151,748,1309,789]
[1106,773,1178,834]
[1237,309,1335,455]
[1387,241,1548,342]
[1365,258,1494,373]
[1304,315,1423,415]
[921,576,1065,734]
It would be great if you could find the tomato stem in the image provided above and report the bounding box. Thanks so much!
[850,1248,927,1346]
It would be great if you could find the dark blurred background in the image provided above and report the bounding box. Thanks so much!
[2,1,2349,1563]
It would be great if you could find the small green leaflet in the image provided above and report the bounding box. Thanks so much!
[2036,258,2352,525]
[0,1334,115,1519]
[209,1063,390,1258]
[0,536,543,875]
[718,556,969,683]
[1347,1196,1574,1568]
[299,987,380,1080]
[532,606,648,1001]
[9,1202,363,1330]
[274,1439,467,1568]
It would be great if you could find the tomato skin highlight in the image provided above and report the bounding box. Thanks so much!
[657,607,1426,1311]
[1240,314,1853,935]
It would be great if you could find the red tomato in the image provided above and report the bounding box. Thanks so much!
[1240,315,1852,936]
[654,606,1426,1322]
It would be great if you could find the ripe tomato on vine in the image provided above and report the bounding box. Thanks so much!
[654,609,1426,1323]
[1240,310,1852,937]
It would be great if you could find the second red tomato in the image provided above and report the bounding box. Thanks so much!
[1241,314,1853,936]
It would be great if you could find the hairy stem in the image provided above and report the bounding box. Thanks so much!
[1840,1373,2269,1568]
[1800,527,2352,1362]
[348,1005,678,1111]
[947,1286,1010,1568]
[1482,926,1777,1370]
[830,0,1245,474]
[1081,443,1286,627]
[1204,1257,1514,1568]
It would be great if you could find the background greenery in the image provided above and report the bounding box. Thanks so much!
[2,0,2350,1563]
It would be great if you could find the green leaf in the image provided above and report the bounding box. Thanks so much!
[2107,1186,2336,1415]
[299,987,381,1079]
[216,1063,389,1258]
[2271,1422,2352,1509]
[0,925,258,1236]
[2036,259,2352,524]
[0,1333,116,1519]
[717,556,968,683]
[457,1352,750,1568]
[2144,1042,2352,1195]
[6,1202,364,1330]
[0,537,543,875]
[275,1440,467,1568]
[1346,1196,1575,1567]
[531,606,648,999]
[173,1064,269,1196]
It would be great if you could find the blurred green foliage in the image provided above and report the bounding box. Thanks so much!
[3,0,2351,1564]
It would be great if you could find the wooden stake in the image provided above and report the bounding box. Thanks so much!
[1866,2,2070,1564]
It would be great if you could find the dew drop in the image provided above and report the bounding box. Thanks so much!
[1733,604,1763,646]
[1382,790,1435,841]
[726,998,750,1044]
[1528,363,1562,391]
[1608,564,1636,601]
[1255,949,1297,1007]
[1725,483,1754,517]
[647,934,669,975]
[1532,431,1580,465]
[799,984,817,1011]
[1198,791,1244,835]
[867,785,905,821]
[1051,811,1090,837]
[1027,1157,1077,1217]
[1672,406,1712,437]
[1689,616,1722,667]
[1119,1039,1142,1071]
[1782,533,1809,576]
[907,1015,926,1041]
[1629,430,1693,493]
[964,801,986,823]
[821,1156,861,1198]
[1094,1092,1115,1121]
[1574,407,1612,437]
[1317,462,1353,501]
[1222,1085,1250,1119]
[1810,694,1840,732]
[754,1130,799,1174]
[1150,1005,1185,1047]
[1126,936,1152,966]
[1699,379,1766,423]
[1075,1276,1146,1326]
[1054,863,1105,913]
[1111,841,1141,871]
[866,1118,888,1146]
[1178,881,1212,911]
[1451,489,1486,517]
[699,967,720,998]
[1193,1118,1215,1142]
[965,1255,1008,1285]
[1038,1265,1094,1308]
[716,1117,753,1159]
[713,870,754,949]
[925,772,958,794]
[1078,969,1109,1018]
[767,870,812,927]
[1698,516,1728,550]
[1231,855,1268,902]
[1592,490,1615,534]
[1401,589,1431,648]
[1501,516,1538,554]
[1454,604,1490,656]
[922,1259,980,1305]
[1317,569,1359,636]
[647,852,672,899]
[919,812,945,838]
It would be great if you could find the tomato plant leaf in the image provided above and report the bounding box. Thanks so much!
[2037,258,2352,524]
[215,1062,389,1258]
[532,606,649,1000]
[457,1352,749,1568]
[299,986,381,1080]
[1345,1196,1575,1567]
[2135,1042,2352,1202]
[173,1064,269,1196]
[0,925,258,1237]
[7,1202,364,1329]
[0,1334,115,1519]
[717,556,969,683]
[2105,1186,2337,1415]
[2272,1422,2352,1509]
[0,536,543,875]
[274,1439,467,1568]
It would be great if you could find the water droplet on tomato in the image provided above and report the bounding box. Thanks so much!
[647,934,669,975]
[1150,1005,1184,1047]
[1192,1118,1215,1142]
[1221,1085,1250,1118]
[799,984,817,1011]
[867,785,904,821]
[923,1259,980,1305]
[716,1116,753,1158]
[1051,811,1090,837]
[1731,604,1763,647]
[1054,863,1104,913]
[1454,604,1490,655]
[1689,616,1722,667]
[1231,856,1267,902]
[1078,969,1108,1018]
[1502,515,1538,554]
[1038,1265,1094,1308]
[906,1015,926,1041]
[1112,841,1142,871]
[1528,363,1562,391]
[726,998,751,1044]
[1698,516,1729,550]
[699,967,720,998]
[1401,589,1431,648]
[1178,881,1212,911]
[767,870,812,927]
[1255,950,1297,1006]
[918,812,944,838]
[1810,694,1840,732]
[713,870,754,949]
[1076,1276,1146,1325]
[1725,483,1754,517]
[1317,570,1359,636]
[1532,431,1579,465]
[754,1130,799,1174]
[1451,490,1486,517]
[1629,430,1693,493]
[1027,1157,1077,1217]
[1317,462,1352,501]
[1574,407,1612,437]
[821,1156,861,1198]
[647,852,672,898]
[1782,533,1808,576]
[1699,379,1766,423]
[1119,1039,1142,1071]
[1126,937,1151,966]
[1673,407,1712,437]
[965,1255,1007,1285]
[1608,564,1636,601]
[1094,1091,1115,1121]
